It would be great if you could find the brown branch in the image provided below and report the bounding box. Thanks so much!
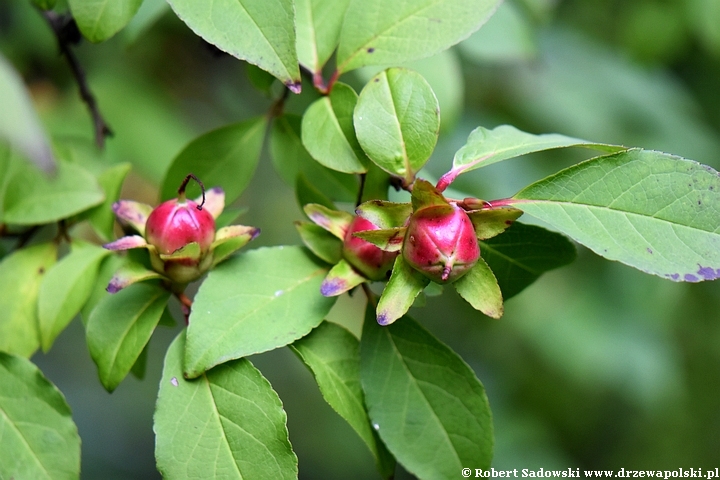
[41,11,112,149]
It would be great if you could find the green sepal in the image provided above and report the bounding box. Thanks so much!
[356,200,412,228]
[466,206,523,240]
[304,203,353,239]
[159,242,201,262]
[453,257,504,319]
[295,221,342,264]
[320,259,368,297]
[376,256,430,325]
[211,225,260,266]
[353,227,406,252]
[411,179,449,211]
[106,260,165,294]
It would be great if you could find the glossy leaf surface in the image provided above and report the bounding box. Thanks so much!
[155,332,298,480]
[361,310,494,478]
[185,246,335,378]
[0,353,80,480]
[166,0,300,88]
[512,149,720,282]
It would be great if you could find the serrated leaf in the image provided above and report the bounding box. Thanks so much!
[291,322,395,478]
[354,68,440,184]
[480,222,576,299]
[69,0,144,42]
[84,163,132,242]
[160,117,267,204]
[302,82,368,174]
[320,259,367,296]
[185,246,336,378]
[38,241,110,352]
[155,332,298,479]
[87,282,170,392]
[295,221,342,264]
[0,54,55,173]
[0,353,80,480]
[511,149,720,282]
[3,160,104,225]
[166,0,300,89]
[453,257,503,318]
[336,0,502,73]
[436,124,626,191]
[271,114,358,203]
[0,243,57,357]
[360,309,494,478]
[295,0,351,73]
[376,256,429,326]
[466,206,523,240]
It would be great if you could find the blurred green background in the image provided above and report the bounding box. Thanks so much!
[2,0,720,477]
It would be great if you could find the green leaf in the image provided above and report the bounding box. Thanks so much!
[335,0,502,73]
[354,68,440,184]
[185,246,336,378]
[511,149,720,283]
[0,243,57,357]
[0,143,19,222]
[69,0,144,42]
[3,160,105,225]
[30,0,57,9]
[155,332,298,479]
[411,178,449,211]
[38,241,110,352]
[0,54,55,173]
[296,173,335,209]
[436,124,626,191]
[291,322,395,478]
[246,63,277,95]
[165,0,301,89]
[211,225,260,266]
[302,83,368,174]
[270,114,358,203]
[84,162,132,242]
[320,258,367,296]
[161,117,267,204]
[0,353,80,480]
[130,342,149,380]
[360,310,494,477]
[295,221,342,264]
[480,222,576,299]
[453,257,503,318]
[295,0,351,73]
[376,256,429,326]
[86,281,170,392]
[459,0,537,63]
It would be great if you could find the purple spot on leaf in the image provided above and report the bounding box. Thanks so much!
[321,277,346,297]
[106,279,123,294]
[697,265,720,281]
[377,312,389,325]
[670,273,680,281]
[684,273,699,282]
[170,377,179,387]
[646,248,653,254]
[367,47,375,53]
[286,81,302,94]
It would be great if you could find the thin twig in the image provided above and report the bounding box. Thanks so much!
[42,11,112,149]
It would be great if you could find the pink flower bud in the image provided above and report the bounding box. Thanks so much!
[403,203,479,283]
[343,216,398,281]
[145,199,215,255]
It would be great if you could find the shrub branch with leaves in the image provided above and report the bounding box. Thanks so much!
[1,0,719,479]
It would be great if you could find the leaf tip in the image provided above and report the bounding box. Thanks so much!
[320,277,347,297]
[286,81,302,94]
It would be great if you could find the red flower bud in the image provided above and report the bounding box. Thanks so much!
[403,203,479,283]
[145,199,215,255]
[343,216,398,281]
